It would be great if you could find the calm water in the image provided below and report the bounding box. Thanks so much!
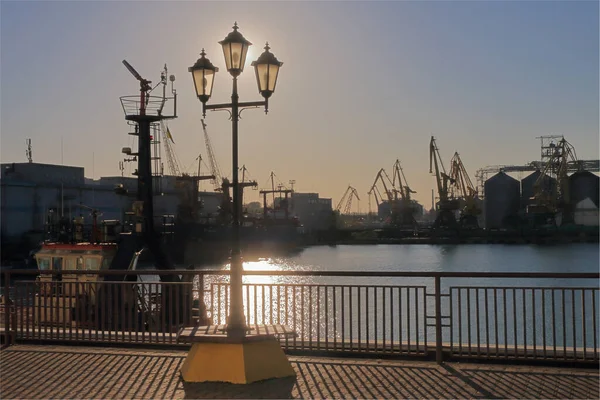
[224,243,599,274]
[201,244,599,349]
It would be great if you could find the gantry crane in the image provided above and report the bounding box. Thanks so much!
[336,185,361,215]
[449,152,480,228]
[429,136,459,229]
[530,138,578,223]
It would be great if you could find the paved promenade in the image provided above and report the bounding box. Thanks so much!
[1,345,598,399]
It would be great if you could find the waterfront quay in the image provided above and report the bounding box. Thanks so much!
[1,268,598,398]
[1,344,598,399]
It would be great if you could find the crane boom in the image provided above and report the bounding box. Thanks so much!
[201,119,223,191]
[160,121,181,176]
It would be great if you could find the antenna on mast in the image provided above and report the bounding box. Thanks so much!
[26,138,33,163]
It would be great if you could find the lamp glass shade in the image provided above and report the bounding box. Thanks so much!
[189,50,218,102]
[251,43,283,99]
[192,68,215,99]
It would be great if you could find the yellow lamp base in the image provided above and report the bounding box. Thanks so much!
[180,337,296,384]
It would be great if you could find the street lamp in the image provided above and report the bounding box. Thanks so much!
[189,22,283,339]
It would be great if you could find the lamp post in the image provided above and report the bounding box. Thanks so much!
[190,22,283,339]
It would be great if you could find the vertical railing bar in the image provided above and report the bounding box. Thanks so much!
[325,286,329,351]
[121,284,126,342]
[582,289,586,361]
[375,287,379,352]
[254,285,258,326]
[503,288,507,358]
[309,286,313,350]
[423,287,428,354]
[366,286,370,352]
[592,290,597,361]
[523,288,527,358]
[531,288,537,358]
[176,284,181,344]
[459,288,463,355]
[341,286,345,352]
[49,280,53,340]
[73,281,79,342]
[407,287,411,353]
[542,289,547,358]
[333,286,337,351]
[475,288,480,357]
[494,288,499,357]
[217,284,221,325]
[160,283,166,341]
[358,286,361,352]
[269,285,273,325]
[435,277,442,364]
[513,288,517,357]
[562,289,566,360]
[300,287,305,349]
[571,289,576,360]
[61,280,66,341]
[390,286,394,353]
[350,286,354,352]
[552,289,557,359]
[44,280,49,340]
[347,287,352,352]
[278,285,281,324]
[24,282,28,340]
[128,282,133,344]
[382,285,386,353]
[245,284,250,325]
[415,286,419,353]
[292,286,297,349]
[485,288,490,356]
[449,288,453,356]
[134,282,139,343]
[398,286,402,353]
[467,288,472,356]
[27,282,32,340]
[262,285,266,326]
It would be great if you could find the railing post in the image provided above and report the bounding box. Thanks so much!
[3,271,10,347]
[435,275,442,364]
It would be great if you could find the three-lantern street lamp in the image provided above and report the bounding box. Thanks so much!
[189,23,283,340]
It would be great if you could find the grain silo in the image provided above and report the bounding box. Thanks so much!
[569,171,600,207]
[520,170,556,210]
[484,171,521,229]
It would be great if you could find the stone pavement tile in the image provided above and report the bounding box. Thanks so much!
[1,345,598,400]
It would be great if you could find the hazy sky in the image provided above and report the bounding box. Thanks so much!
[1,1,598,211]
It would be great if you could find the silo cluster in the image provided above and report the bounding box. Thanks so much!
[483,169,599,229]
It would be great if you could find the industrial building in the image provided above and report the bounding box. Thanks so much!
[0,162,224,260]
[291,192,333,232]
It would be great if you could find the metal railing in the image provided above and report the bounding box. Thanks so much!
[1,269,598,364]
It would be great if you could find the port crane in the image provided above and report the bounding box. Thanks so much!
[449,152,480,228]
[259,172,293,219]
[159,122,214,223]
[336,185,361,215]
[429,136,459,229]
[201,119,224,192]
[391,160,418,228]
[368,168,396,224]
[530,137,578,222]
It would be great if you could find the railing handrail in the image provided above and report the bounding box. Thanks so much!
[4,269,600,279]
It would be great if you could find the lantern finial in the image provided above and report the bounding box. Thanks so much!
[264,42,270,52]
[233,22,239,31]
